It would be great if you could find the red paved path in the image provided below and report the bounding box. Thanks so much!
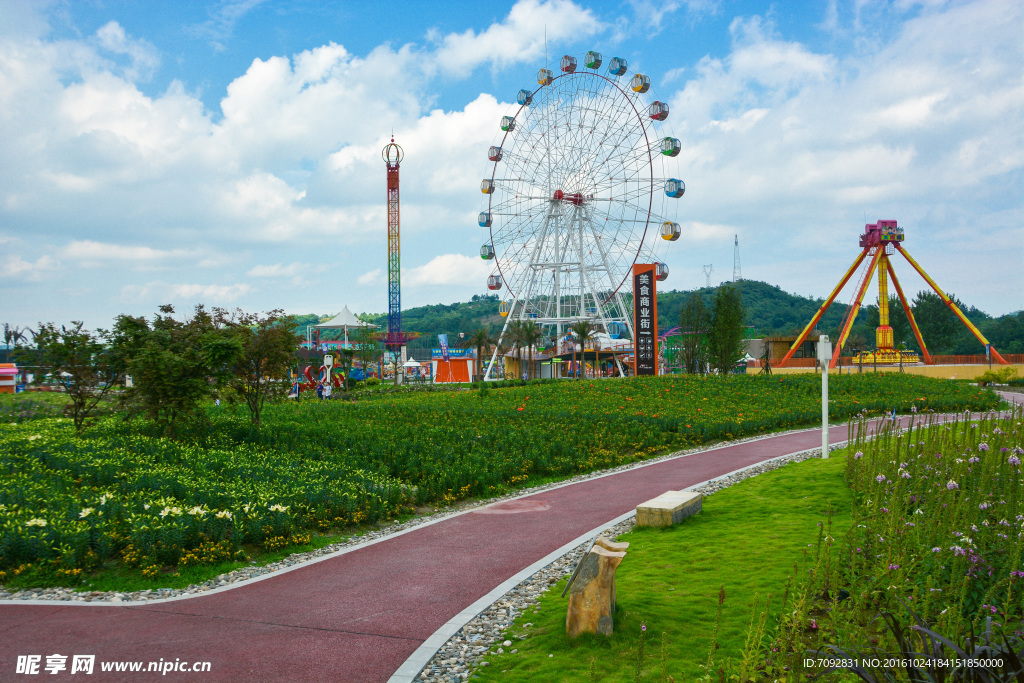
[3,405,1011,682]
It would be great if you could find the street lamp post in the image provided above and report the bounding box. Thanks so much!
[818,335,833,459]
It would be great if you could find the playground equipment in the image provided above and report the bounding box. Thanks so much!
[779,221,1008,368]
[479,50,686,379]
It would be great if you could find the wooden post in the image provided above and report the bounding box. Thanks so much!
[566,540,629,637]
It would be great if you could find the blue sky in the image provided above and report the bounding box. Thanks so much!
[1,0,1022,331]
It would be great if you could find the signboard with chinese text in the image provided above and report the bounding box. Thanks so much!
[431,348,475,359]
[632,264,658,375]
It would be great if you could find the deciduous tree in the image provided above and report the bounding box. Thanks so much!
[678,293,709,374]
[226,310,299,425]
[707,285,745,375]
[111,305,241,439]
[30,322,121,434]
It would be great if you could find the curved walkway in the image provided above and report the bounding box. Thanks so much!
[2,401,1015,682]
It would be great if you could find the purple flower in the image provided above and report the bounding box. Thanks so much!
[1009,455,1021,466]
[854,451,864,459]
[947,480,959,490]
[1011,570,1024,579]
[876,474,886,483]
[641,623,647,632]
[969,457,980,464]
[931,547,942,553]
[888,564,900,570]
[979,443,990,452]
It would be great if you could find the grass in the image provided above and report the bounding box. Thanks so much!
[471,452,852,682]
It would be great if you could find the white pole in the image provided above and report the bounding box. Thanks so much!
[818,335,832,459]
[822,357,828,458]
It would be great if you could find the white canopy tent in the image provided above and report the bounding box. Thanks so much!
[310,306,377,346]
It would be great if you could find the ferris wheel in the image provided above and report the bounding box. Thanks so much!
[479,51,685,377]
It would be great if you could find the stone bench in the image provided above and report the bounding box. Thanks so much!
[636,490,702,527]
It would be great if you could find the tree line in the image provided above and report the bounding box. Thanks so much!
[13,306,299,436]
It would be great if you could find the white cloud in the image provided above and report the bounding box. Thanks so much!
[403,253,493,287]
[186,0,270,52]
[121,281,253,303]
[61,240,197,265]
[678,221,736,243]
[432,0,604,75]
[0,254,58,281]
[357,269,383,286]
[0,0,1020,327]
[93,21,160,82]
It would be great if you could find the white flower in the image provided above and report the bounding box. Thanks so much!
[28,435,41,441]
[79,507,94,518]
[99,494,109,505]
[143,504,150,510]
[268,504,289,513]
[187,506,208,517]
[25,518,47,527]
[159,506,182,518]
[215,510,232,520]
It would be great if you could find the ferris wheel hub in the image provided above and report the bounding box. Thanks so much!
[552,189,586,205]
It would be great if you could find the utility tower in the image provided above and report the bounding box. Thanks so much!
[732,234,741,282]
[703,264,713,288]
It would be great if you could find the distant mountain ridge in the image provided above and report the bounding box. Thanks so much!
[297,279,1023,356]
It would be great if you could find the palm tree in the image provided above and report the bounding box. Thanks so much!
[569,319,597,379]
[519,320,543,380]
[461,328,495,381]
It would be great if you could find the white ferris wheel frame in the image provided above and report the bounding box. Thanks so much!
[481,57,681,380]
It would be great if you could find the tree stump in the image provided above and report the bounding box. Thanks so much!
[566,540,628,638]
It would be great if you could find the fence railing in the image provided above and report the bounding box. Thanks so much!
[747,353,1024,369]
